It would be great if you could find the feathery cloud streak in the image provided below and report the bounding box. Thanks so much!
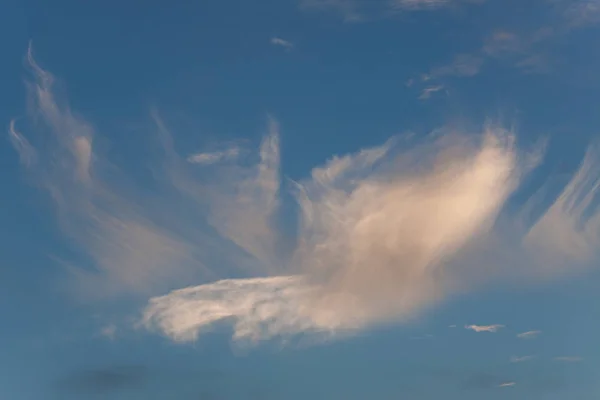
[465,324,504,333]
[510,355,535,363]
[517,330,541,339]
[147,127,600,344]
[9,44,202,298]
[187,146,241,165]
[270,37,294,49]
[11,47,600,345]
[146,131,523,343]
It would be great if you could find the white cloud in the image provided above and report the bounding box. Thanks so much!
[187,146,241,164]
[510,355,535,363]
[465,324,505,333]
[483,31,524,58]
[12,46,600,347]
[8,119,37,167]
[139,124,600,344]
[200,119,281,269]
[564,0,600,27]
[418,85,445,99]
[146,130,530,343]
[423,1,600,82]
[270,37,294,49]
[9,44,202,298]
[524,144,600,268]
[498,382,516,387]
[516,54,550,74]
[143,276,336,343]
[424,31,540,82]
[100,324,117,340]
[517,330,541,339]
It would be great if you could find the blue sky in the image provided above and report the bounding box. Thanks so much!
[2,0,600,399]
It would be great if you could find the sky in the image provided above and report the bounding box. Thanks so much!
[1,0,600,399]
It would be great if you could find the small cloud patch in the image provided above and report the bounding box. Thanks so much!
[270,37,294,50]
[517,330,541,339]
[465,324,504,333]
[510,355,535,363]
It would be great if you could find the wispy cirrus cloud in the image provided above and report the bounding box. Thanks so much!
[10,43,204,298]
[187,146,241,165]
[465,324,505,333]
[148,128,600,345]
[482,31,526,58]
[563,0,600,28]
[147,131,526,343]
[517,330,541,339]
[12,46,600,346]
[418,85,445,99]
[270,37,294,50]
[419,1,600,85]
[99,324,117,340]
[420,27,552,86]
[498,382,516,387]
[510,355,535,363]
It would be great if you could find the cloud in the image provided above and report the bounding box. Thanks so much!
[516,54,550,74]
[418,85,445,99]
[187,146,241,164]
[554,356,583,362]
[523,144,600,267]
[146,128,540,343]
[100,324,117,340]
[143,276,324,343]
[564,0,600,28]
[9,44,203,298]
[482,31,525,58]
[8,119,36,167]
[422,1,600,83]
[510,355,535,363]
[192,118,282,270]
[517,330,541,339]
[498,382,516,387]
[465,324,504,333]
[423,29,549,84]
[12,47,600,346]
[270,37,294,50]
